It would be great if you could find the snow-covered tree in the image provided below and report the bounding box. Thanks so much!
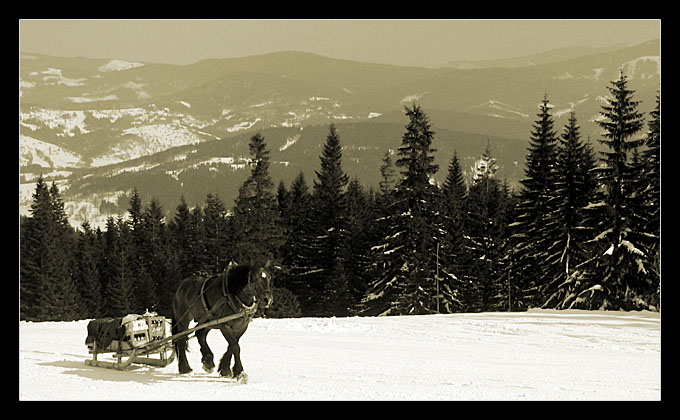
[555,71,658,310]
[542,112,599,308]
[507,96,560,308]
[310,124,350,316]
[232,133,285,267]
[464,144,513,312]
[363,104,450,315]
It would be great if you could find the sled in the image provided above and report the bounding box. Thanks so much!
[85,314,176,371]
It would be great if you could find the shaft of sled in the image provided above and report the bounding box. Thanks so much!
[140,312,247,354]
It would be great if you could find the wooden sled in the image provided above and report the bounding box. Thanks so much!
[85,314,176,371]
[85,340,176,370]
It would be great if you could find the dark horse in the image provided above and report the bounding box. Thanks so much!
[171,262,273,378]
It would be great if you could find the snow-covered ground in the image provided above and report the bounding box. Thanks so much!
[18,309,660,401]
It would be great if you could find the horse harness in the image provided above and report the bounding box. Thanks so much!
[199,269,258,324]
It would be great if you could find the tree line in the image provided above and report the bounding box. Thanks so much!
[20,71,660,321]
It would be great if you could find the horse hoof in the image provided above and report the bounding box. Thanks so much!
[179,367,193,375]
[235,372,248,384]
[219,368,232,378]
[202,362,215,373]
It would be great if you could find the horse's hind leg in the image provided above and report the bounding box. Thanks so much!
[172,311,193,374]
[196,328,215,373]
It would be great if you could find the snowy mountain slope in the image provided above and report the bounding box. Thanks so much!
[19,40,660,228]
[18,309,661,400]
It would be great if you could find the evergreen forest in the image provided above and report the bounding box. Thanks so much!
[20,72,661,321]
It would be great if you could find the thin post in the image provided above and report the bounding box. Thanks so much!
[436,243,440,314]
[507,270,512,312]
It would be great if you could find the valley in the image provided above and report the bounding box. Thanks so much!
[18,40,660,228]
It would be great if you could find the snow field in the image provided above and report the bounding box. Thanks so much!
[19,309,660,400]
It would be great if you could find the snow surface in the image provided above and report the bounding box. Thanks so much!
[18,309,660,401]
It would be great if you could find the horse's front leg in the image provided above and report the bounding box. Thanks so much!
[217,325,244,379]
[195,328,214,373]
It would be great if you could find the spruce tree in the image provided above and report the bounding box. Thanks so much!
[363,104,447,315]
[280,171,317,314]
[542,113,599,308]
[565,71,657,310]
[343,178,373,311]
[508,96,560,308]
[594,72,657,309]
[310,124,350,316]
[20,179,79,320]
[168,195,194,280]
[439,151,469,312]
[464,144,511,312]
[379,150,397,197]
[188,205,209,273]
[74,221,103,318]
[141,198,167,314]
[203,193,231,273]
[101,216,135,317]
[125,188,153,313]
[641,93,660,279]
[20,176,52,320]
[232,133,285,266]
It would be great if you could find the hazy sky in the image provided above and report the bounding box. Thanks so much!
[19,19,661,68]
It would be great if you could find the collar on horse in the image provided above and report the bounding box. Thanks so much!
[199,268,258,322]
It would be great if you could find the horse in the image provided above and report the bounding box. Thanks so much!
[171,261,273,379]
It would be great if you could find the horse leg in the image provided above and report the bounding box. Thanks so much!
[173,320,193,375]
[217,325,240,378]
[195,328,215,373]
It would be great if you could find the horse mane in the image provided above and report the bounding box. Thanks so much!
[226,264,253,294]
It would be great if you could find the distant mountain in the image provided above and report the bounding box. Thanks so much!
[19,39,660,227]
[440,43,634,69]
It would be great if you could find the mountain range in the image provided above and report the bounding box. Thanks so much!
[19,39,660,228]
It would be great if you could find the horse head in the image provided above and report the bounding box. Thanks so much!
[249,261,274,309]
[230,261,274,310]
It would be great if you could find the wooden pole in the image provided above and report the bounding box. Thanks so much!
[436,243,440,314]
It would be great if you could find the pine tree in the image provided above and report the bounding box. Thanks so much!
[564,71,656,310]
[439,151,469,312]
[188,205,209,273]
[20,179,79,320]
[21,177,53,320]
[280,171,317,314]
[542,113,599,308]
[203,193,231,273]
[141,198,168,314]
[508,96,560,308]
[101,216,135,317]
[168,195,193,280]
[232,133,285,266]
[343,178,373,311]
[464,144,512,312]
[363,104,446,315]
[125,188,153,313]
[310,124,350,316]
[379,150,397,197]
[74,221,103,318]
[641,93,660,279]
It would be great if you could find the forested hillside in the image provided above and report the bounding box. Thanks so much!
[19,71,660,320]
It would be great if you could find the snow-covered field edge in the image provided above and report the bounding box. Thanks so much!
[19,309,660,401]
